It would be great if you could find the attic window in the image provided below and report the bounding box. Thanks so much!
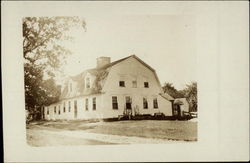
[119,81,125,87]
[132,81,137,88]
[86,78,90,88]
[144,82,149,88]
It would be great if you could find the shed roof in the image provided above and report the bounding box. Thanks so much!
[159,93,174,101]
[174,98,188,105]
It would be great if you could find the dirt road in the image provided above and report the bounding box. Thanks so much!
[27,120,197,146]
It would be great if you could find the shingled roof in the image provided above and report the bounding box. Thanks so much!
[59,55,132,100]
[59,55,172,101]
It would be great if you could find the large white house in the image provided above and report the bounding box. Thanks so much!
[44,55,174,120]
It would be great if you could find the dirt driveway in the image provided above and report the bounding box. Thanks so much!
[26,128,113,146]
[27,120,197,146]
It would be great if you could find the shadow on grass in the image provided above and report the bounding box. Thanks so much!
[27,119,101,131]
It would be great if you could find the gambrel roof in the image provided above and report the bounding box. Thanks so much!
[59,55,131,100]
[59,55,173,101]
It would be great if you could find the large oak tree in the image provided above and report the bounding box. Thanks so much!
[23,17,85,120]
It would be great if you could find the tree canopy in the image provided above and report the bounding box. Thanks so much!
[162,82,197,112]
[23,17,85,71]
[162,82,184,98]
[23,17,86,119]
[181,82,197,112]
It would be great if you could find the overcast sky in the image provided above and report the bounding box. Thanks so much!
[62,15,196,90]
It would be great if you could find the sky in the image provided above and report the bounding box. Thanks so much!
[61,15,196,90]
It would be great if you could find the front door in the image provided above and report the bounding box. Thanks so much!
[74,100,77,119]
[176,105,181,117]
[125,96,132,118]
[125,96,132,109]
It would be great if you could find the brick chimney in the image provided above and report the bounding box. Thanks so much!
[96,57,111,68]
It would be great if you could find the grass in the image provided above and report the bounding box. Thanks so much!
[27,120,197,141]
[27,119,99,130]
[91,120,197,141]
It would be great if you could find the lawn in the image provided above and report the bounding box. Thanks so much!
[89,120,197,141]
[27,120,197,141]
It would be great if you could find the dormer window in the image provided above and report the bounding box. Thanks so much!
[69,82,72,92]
[86,77,90,88]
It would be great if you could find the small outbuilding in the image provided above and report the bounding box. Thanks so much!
[173,98,189,117]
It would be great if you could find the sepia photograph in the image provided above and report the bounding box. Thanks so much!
[24,15,198,146]
[2,1,249,162]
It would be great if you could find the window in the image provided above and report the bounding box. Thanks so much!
[143,98,148,109]
[132,81,137,88]
[86,78,90,88]
[54,106,56,114]
[47,108,49,115]
[144,82,149,88]
[68,101,71,112]
[63,102,66,112]
[153,98,158,109]
[85,98,88,110]
[74,100,77,118]
[119,81,125,87]
[112,96,118,109]
[74,100,77,109]
[58,105,61,115]
[93,97,96,110]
